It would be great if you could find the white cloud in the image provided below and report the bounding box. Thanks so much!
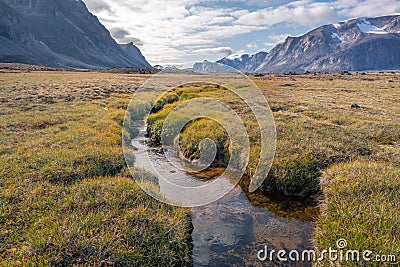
[334,0,400,17]
[82,0,400,65]
[83,0,253,64]
[83,0,111,12]
[263,33,291,51]
[235,1,338,27]
[270,34,290,43]
[246,43,259,49]
[192,47,233,56]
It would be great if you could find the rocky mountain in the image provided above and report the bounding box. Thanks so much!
[210,15,400,73]
[0,0,72,67]
[191,60,236,73]
[153,65,180,71]
[217,52,268,73]
[255,15,400,73]
[0,0,151,69]
[119,42,152,69]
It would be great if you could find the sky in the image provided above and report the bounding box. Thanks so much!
[82,0,400,67]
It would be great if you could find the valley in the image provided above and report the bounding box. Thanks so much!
[1,70,399,266]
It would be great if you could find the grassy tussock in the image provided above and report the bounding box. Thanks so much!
[251,73,399,265]
[178,119,230,164]
[1,177,191,266]
[314,161,399,266]
[0,72,192,266]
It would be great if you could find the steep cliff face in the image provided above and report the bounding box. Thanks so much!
[119,42,152,69]
[0,0,66,66]
[0,0,152,69]
[256,15,400,73]
[0,1,30,43]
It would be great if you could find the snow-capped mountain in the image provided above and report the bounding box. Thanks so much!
[217,52,268,73]
[213,15,400,73]
[191,52,268,73]
[153,65,179,71]
[0,0,152,69]
[191,60,236,73]
[255,15,400,73]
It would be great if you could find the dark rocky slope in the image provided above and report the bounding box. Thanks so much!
[0,0,151,69]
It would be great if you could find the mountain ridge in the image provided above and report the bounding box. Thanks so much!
[217,52,268,73]
[0,0,152,69]
[211,15,400,73]
[256,15,400,73]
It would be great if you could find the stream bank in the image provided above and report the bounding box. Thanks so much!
[131,122,319,266]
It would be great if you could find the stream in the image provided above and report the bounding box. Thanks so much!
[130,122,319,267]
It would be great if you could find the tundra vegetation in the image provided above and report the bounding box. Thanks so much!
[1,68,399,266]
[0,71,192,266]
[147,72,400,266]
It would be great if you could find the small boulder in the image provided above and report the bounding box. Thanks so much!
[351,103,361,109]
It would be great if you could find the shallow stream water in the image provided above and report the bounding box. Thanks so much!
[130,123,318,266]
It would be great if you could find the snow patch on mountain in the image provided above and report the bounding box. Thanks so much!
[255,15,400,73]
[226,54,247,61]
[357,18,388,34]
[331,32,341,42]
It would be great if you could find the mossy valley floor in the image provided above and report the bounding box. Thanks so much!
[1,70,399,266]
[0,71,191,266]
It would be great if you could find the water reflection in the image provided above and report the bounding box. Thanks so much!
[192,188,317,267]
[129,123,318,266]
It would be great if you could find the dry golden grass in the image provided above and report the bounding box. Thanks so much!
[0,71,192,266]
